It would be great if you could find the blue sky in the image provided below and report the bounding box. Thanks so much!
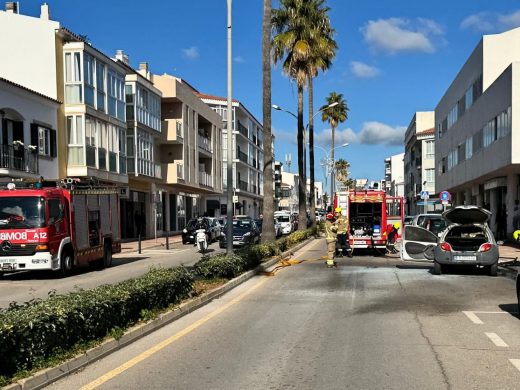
[21,0,520,186]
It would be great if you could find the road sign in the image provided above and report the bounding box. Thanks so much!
[233,195,239,203]
[440,191,451,202]
[420,191,429,200]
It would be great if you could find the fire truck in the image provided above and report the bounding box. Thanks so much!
[0,178,121,276]
[335,189,389,251]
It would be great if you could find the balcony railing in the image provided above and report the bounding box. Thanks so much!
[237,150,248,163]
[199,171,212,187]
[0,144,38,174]
[177,163,184,180]
[237,121,248,137]
[238,180,248,191]
[198,134,212,153]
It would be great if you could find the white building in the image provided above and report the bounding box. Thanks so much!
[434,27,520,236]
[404,112,437,215]
[384,153,405,197]
[0,77,60,180]
[198,94,264,218]
[280,171,299,214]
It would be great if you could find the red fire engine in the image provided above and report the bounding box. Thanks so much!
[0,178,121,276]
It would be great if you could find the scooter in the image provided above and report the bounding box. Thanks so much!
[195,228,208,253]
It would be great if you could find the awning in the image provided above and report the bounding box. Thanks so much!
[207,199,220,209]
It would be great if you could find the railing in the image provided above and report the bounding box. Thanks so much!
[177,163,184,180]
[199,171,212,187]
[198,134,212,153]
[237,150,248,163]
[239,180,248,191]
[237,121,248,137]
[0,144,38,174]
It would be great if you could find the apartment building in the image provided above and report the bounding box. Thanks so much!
[280,171,299,214]
[0,77,60,180]
[384,153,405,197]
[199,94,264,218]
[153,74,223,230]
[404,112,437,215]
[435,27,520,236]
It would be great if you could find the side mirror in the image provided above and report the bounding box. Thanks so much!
[497,240,504,246]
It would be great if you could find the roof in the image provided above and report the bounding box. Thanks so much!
[418,127,435,136]
[0,77,61,104]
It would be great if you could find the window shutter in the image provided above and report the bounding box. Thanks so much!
[50,129,57,157]
[30,123,39,148]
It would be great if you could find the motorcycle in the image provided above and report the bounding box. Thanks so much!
[195,228,208,253]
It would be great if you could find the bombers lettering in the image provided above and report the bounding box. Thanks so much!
[0,232,47,241]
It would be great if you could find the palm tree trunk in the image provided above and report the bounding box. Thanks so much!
[308,77,316,228]
[297,84,306,231]
[330,124,336,210]
[261,0,275,241]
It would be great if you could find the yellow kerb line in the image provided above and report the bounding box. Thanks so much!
[80,276,271,390]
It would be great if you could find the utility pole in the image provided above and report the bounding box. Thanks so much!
[226,0,233,254]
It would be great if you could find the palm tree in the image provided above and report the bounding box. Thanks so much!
[272,0,333,231]
[320,92,349,207]
[306,3,337,228]
[261,0,276,242]
[334,158,353,188]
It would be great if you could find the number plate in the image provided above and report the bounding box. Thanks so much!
[2,259,16,263]
[454,255,476,261]
[233,241,241,245]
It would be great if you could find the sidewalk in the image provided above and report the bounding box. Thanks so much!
[120,234,183,253]
[498,243,520,279]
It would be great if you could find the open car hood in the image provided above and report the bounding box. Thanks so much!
[442,205,491,225]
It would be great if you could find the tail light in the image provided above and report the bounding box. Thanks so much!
[440,242,452,251]
[478,243,493,252]
[35,244,48,251]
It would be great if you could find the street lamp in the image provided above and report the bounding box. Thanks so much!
[314,143,349,208]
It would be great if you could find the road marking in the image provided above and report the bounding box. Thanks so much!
[485,332,508,347]
[463,311,484,324]
[80,276,271,390]
[473,311,512,314]
[509,359,520,372]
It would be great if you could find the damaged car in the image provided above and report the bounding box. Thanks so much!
[401,205,499,276]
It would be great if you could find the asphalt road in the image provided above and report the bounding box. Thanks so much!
[0,241,225,308]
[46,239,520,390]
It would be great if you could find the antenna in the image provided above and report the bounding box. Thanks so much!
[285,153,292,173]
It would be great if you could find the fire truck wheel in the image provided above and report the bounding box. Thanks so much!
[103,242,113,268]
[60,251,73,276]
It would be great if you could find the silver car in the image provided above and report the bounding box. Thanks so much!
[402,206,499,276]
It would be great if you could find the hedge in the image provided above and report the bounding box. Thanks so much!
[0,267,193,379]
[194,227,316,279]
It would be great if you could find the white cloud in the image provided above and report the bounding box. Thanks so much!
[361,18,444,54]
[272,127,297,145]
[315,122,406,146]
[350,61,380,78]
[182,46,199,60]
[461,10,520,33]
[234,56,245,63]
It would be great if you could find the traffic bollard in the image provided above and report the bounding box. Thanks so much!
[138,234,142,254]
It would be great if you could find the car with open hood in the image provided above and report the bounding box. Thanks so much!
[401,205,499,276]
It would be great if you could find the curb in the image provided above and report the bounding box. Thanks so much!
[5,237,317,390]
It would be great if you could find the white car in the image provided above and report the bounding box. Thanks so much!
[274,219,283,237]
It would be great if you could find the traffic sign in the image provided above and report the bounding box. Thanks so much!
[233,195,239,203]
[420,191,429,200]
[440,191,451,202]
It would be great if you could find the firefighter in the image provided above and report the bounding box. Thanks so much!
[334,207,352,258]
[325,212,337,267]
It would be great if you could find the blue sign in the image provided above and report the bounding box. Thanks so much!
[420,191,429,199]
[440,191,451,201]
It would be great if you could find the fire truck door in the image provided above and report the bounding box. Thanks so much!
[47,197,67,257]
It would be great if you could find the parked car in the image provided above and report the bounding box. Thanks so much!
[254,219,282,238]
[206,217,222,242]
[411,213,448,236]
[219,218,260,248]
[182,218,218,244]
[403,215,414,226]
[274,211,293,235]
[402,206,499,276]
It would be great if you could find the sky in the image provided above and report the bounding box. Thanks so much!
[20,0,520,188]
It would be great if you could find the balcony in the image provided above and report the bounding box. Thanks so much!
[199,171,212,187]
[162,162,186,184]
[237,150,248,164]
[161,119,183,143]
[238,180,248,191]
[198,134,212,153]
[0,145,38,174]
[237,121,248,138]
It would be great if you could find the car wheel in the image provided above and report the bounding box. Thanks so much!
[488,262,498,277]
[60,250,74,277]
[432,261,442,275]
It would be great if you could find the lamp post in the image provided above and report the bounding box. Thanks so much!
[314,143,349,210]
[226,0,233,254]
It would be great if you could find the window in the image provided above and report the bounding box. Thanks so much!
[425,140,435,159]
[107,69,125,121]
[96,61,105,112]
[65,52,82,103]
[465,137,473,160]
[84,53,94,107]
[483,118,497,147]
[38,126,51,156]
[67,115,84,165]
[447,105,458,130]
[465,86,473,110]
[425,168,435,184]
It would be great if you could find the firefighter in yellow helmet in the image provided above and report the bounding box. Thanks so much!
[325,210,337,266]
[333,207,352,258]
[513,230,520,241]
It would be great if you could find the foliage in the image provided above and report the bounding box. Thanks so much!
[320,92,349,129]
[0,267,193,378]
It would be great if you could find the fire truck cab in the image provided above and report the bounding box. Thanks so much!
[0,179,121,276]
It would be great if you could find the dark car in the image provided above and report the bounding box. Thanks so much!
[219,218,260,248]
[182,218,212,244]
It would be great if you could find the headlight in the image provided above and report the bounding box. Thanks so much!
[182,229,187,233]
[244,232,251,237]
[220,231,225,236]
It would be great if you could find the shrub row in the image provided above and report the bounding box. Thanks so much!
[194,227,316,279]
[0,267,194,378]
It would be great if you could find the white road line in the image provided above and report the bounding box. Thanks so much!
[463,311,484,324]
[473,311,513,314]
[509,359,520,372]
[485,332,508,347]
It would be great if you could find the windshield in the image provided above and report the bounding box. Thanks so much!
[417,216,447,234]
[225,220,252,230]
[277,216,290,223]
[0,196,45,229]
